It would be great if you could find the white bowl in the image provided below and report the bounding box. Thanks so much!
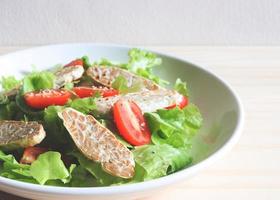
[0,44,244,200]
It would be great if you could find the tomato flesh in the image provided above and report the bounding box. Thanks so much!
[73,87,119,98]
[24,89,71,109]
[64,59,83,67]
[165,95,188,109]
[113,99,151,146]
[20,147,47,164]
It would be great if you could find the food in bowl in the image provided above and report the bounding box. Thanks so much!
[0,48,202,187]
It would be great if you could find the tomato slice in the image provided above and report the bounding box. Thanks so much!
[113,99,151,146]
[20,147,47,164]
[64,59,83,67]
[73,87,119,98]
[165,95,189,109]
[24,89,71,109]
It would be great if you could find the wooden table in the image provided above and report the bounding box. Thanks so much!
[0,46,279,200]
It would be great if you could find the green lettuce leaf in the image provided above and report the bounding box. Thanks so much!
[22,71,55,93]
[81,55,92,69]
[133,144,192,180]
[67,97,96,114]
[127,48,161,72]
[0,150,76,186]
[126,49,168,85]
[112,75,143,94]
[174,78,189,97]
[0,150,36,182]
[93,58,126,68]
[0,76,21,91]
[43,106,72,147]
[30,151,73,185]
[70,151,124,186]
[145,105,202,148]
[70,165,97,187]
[0,101,18,120]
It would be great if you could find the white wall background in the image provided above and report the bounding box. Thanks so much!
[0,0,280,46]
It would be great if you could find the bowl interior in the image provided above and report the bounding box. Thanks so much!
[0,44,240,166]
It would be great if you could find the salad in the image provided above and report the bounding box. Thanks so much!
[0,49,202,187]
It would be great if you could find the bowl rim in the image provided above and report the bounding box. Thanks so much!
[0,43,245,196]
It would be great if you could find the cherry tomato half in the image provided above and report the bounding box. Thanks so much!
[113,99,151,146]
[73,87,119,98]
[24,89,71,109]
[20,147,48,164]
[64,59,83,67]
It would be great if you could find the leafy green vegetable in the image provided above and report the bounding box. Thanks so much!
[0,101,18,120]
[0,94,9,104]
[81,56,92,69]
[22,71,55,93]
[0,150,36,182]
[94,58,126,68]
[112,75,143,94]
[0,76,21,91]
[133,144,192,180]
[70,152,123,186]
[145,105,202,148]
[70,165,97,187]
[43,106,72,147]
[136,68,169,85]
[30,151,74,185]
[174,78,189,97]
[64,82,74,90]
[127,49,161,72]
[67,97,96,114]
[125,49,168,85]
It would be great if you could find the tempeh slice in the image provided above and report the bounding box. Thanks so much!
[54,65,84,89]
[87,66,159,91]
[0,121,46,150]
[58,108,135,179]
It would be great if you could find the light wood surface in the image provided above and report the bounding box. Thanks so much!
[0,46,279,200]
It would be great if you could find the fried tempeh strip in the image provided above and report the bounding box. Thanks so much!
[95,89,183,116]
[58,108,135,179]
[54,65,84,89]
[0,121,46,150]
[87,66,159,91]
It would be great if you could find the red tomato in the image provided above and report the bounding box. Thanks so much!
[64,59,83,67]
[113,99,151,146]
[73,87,119,98]
[24,89,71,109]
[20,147,48,164]
[165,95,188,109]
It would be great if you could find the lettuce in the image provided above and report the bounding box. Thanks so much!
[93,58,126,68]
[0,151,35,182]
[112,75,143,94]
[127,49,161,72]
[30,151,75,185]
[125,49,168,85]
[0,101,18,120]
[43,106,72,146]
[70,165,97,187]
[0,76,21,91]
[132,144,192,180]
[174,78,189,97]
[145,105,202,148]
[70,152,124,186]
[67,97,96,114]
[81,55,92,69]
[22,71,55,93]
[0,151,74,185]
